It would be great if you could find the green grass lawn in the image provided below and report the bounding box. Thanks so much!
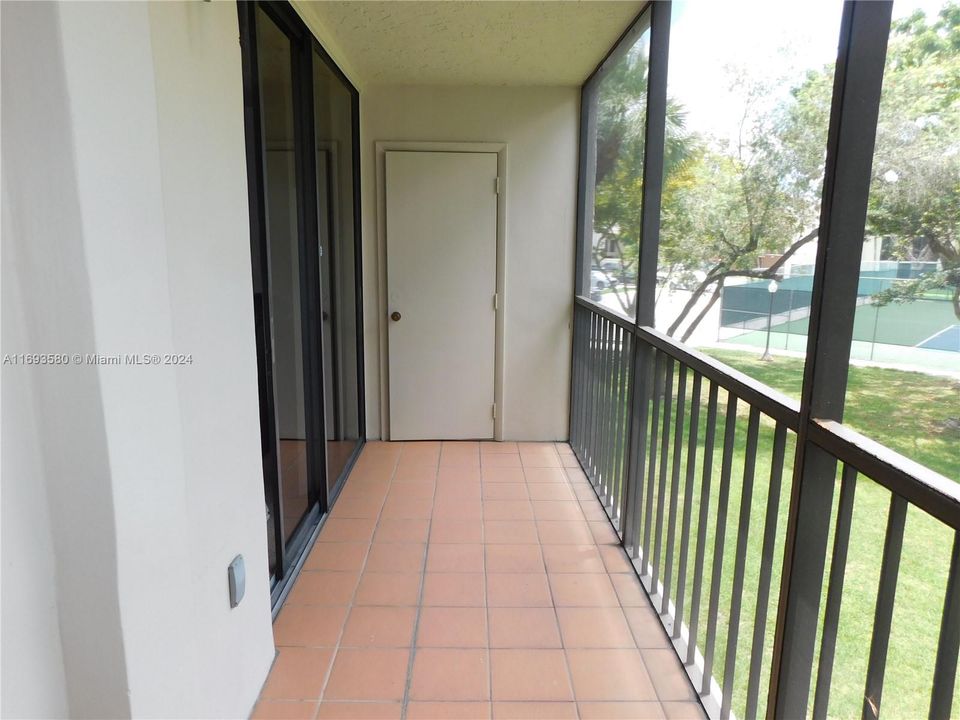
[626,350,959,719]
[707,350,959,480]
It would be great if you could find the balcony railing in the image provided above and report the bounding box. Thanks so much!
[570,295,960,720]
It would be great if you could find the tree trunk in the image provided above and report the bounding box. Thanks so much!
[665,270,725,336]
[665,227,819,339]
[679,289,722,343]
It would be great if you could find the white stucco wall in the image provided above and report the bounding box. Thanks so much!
[146,3,276,716]
[1,184,72,719]
[361,85,579,441]
[1,2,274,717]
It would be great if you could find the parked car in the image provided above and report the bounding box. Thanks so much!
[599,257,635,285]
[665,268,717,292]
[599,257,620,274]
[590,269,611,300]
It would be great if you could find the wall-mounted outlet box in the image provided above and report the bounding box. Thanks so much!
[227,554,245,608]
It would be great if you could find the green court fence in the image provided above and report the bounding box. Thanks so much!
[719,263,957,352]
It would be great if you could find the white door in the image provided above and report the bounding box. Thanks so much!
[385,150,498,440]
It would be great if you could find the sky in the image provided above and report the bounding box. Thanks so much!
[666,0,949,141]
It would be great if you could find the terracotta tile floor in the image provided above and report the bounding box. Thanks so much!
[253,441,705,720]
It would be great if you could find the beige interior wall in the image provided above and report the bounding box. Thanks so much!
[360,85,579,441]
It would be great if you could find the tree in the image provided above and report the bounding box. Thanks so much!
[665,2,960,337]
[591,50,830,337]
[591,3,960,337]
[591,43,695,318]
[658,71,828,341]
[867,3,960,318]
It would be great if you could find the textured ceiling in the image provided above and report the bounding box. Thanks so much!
[298,1,645,86]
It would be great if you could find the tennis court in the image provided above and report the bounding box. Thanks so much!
[767,297,958,347]
[919,324,960,352]
[722,296,960,370]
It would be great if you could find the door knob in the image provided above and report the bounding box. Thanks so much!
[391,311,402,322]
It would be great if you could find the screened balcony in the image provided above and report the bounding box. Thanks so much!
[570,3,960,718]
[254,1,959,719]
[564,2,959,718]
[3,0,957,719]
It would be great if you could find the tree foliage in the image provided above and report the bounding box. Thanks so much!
[592,2,960,333]
[592,44,695,316]
[867,3,960,317]
[593,40,828,333]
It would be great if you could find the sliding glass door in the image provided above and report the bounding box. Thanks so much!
[239,1,364,605]
[313,51,363,497]
[256,4,315,576]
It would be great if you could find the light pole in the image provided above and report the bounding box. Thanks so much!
[761,278,779,361]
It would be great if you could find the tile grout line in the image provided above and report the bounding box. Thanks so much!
[262,443,693,718]
[312,445,400,720]
[565,440,665,718]
[531,444,583,720]
[481,451,493,720]
[565,442,673,717]
[560,441,609,720]
[399,443,441,719]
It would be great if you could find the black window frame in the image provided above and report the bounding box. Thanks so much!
[571,2,910,717]
[237,0,366,610]
[574,4,654,302]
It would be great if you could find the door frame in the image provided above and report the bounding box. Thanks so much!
[375,141,507,441]
[239,0,327,608]
[238,0,367,612]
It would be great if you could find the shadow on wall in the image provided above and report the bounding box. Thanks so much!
[1,2,129,717]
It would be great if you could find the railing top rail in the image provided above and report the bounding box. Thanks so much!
[633,323,802,429]
[809,419,960,529]
[576,295,801,428]
[575,294,635,332]
[576,296,960,526]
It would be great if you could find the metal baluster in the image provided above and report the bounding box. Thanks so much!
[593,314,605,485]
[577,308,592,458]
[745,422,788,718]
[577,306,588,458]
[607,320,620,504]
[812,463,858,720]
[616,331,635,529]
[653,357,675,597]
[703,392,738,694]
[610,326,627,525]
[624,341,655,560]
[602,320,618,510]
[673,372,702,641]
[597,317,613,502]
[620,328,632,524]
[721,406,761,719]
[586,312,600,484]
[619,328,632,525]
[571,306,584,456]
[607,325,620,524]
[930,531,960,720]
[687,381,719,665]
[577,310,590,469]
[642,352,665,577]
[862,493,908,720]
[663,364,688,616]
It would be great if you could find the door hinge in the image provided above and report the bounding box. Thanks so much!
[492,403,497,419]
[495,177,501,195]
[493,293,499,311]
